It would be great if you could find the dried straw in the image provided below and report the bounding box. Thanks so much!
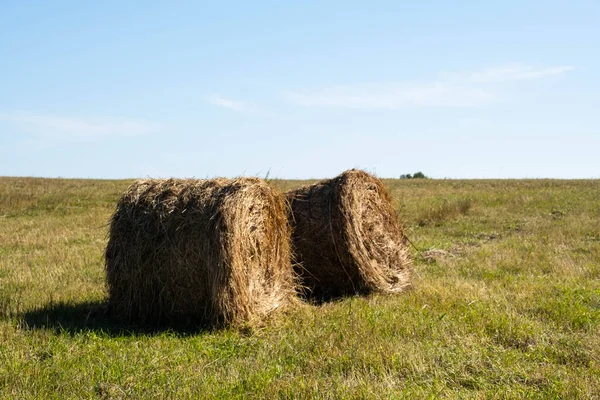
[286,169,411,299]
[105,177,294,327]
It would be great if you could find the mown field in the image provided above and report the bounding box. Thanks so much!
[0,176,599,399]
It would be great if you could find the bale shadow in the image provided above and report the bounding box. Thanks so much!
[21,300,210,337]
[297,289,370,306]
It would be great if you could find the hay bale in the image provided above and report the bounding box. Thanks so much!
[286,169,411,299]
[105,177,294,327]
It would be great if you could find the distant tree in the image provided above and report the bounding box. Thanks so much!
[400,172,428,179]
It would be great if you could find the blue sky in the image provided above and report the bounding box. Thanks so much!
[1,1,598,179]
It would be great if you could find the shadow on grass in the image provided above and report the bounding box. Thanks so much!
[297,283,379,305]
[20,300,210,337]
[299,292,360,306]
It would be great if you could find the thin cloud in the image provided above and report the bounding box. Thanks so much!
[288,83,494,109]
[287,64,574,109]
[0,111,161,143]
[465,64,575,83]
[207,95,258,114]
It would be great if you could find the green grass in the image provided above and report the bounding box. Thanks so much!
[1,176,599,399]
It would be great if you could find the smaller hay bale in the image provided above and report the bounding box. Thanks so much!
[105,177,294,327]
[286,169,411,299]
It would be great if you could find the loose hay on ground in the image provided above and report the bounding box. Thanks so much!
[286,169,411,299]
[105,177,294,327]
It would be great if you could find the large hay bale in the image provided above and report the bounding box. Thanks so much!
[105,177,294,327]
[286,169,411,299]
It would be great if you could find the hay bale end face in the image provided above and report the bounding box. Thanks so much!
[105,178,294,327]
[286,169,411,299]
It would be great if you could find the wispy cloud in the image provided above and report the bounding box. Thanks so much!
[0,111,161,143]
[287,64,574,109]
[464,64,575,83]
[207,95,258,114]
[288,83,494,109]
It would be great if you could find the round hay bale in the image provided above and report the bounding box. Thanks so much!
[286,169,411,299]
[105,177,294,327]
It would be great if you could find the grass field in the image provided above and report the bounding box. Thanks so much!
[0,176,599,399]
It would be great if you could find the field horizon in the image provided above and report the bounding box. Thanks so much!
[1,176,599,399]
[2,175,599,182]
